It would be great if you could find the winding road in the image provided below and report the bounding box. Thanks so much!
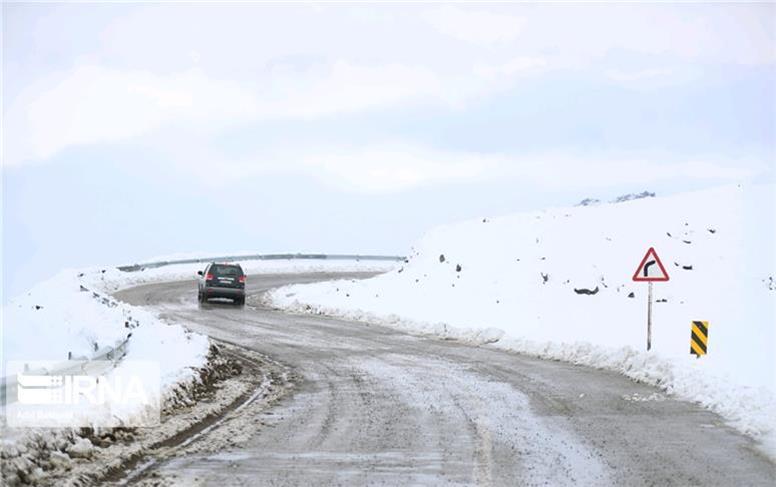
[116,272,775,486]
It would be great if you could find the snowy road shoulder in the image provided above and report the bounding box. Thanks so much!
[0,341,292,486]
[264,184,776,460]
[266,294,776,462]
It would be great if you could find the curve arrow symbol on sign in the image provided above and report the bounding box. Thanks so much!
[643,260,656,277]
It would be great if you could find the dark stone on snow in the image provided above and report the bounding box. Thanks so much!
[611,191,655,203]
[576,197,600,207]
[766,276,775,291]
[574,286,599,295]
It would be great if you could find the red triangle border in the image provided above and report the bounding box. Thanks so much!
[632,247,670,282]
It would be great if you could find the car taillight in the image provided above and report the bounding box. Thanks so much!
[206,273,214,280]
[239,275,246,283]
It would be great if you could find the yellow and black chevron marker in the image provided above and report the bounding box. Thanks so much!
[690,321,709,357]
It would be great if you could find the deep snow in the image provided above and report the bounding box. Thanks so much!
[267,184,776,458]
[2,269,208,398]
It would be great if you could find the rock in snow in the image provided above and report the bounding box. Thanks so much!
[574,286,599,295]
[65,438,94,459]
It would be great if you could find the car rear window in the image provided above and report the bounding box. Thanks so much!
[211,264,243,277]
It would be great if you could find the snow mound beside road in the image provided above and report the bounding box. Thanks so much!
[267,184,776,458]
[2,269,209,387]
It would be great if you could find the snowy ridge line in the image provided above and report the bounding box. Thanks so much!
[117,253,406,272]
[0,284,132,405]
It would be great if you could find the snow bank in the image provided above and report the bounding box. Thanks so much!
[2,268,209,390]
[3,257,398,380]
[267,184,776,458]
[0,264,212,482]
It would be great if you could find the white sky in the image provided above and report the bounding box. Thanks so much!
[2,2,775,297]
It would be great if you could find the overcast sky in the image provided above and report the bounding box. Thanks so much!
[3,2,775,298]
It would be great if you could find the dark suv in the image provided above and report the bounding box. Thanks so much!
[197,263,246,305]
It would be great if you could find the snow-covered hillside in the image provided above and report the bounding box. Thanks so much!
[268,184,776,456]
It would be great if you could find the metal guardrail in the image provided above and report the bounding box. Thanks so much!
[1,285,133,405]
[117,253,406,272]
[1,339,130,405]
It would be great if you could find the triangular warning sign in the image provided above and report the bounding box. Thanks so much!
[632,247,670,282]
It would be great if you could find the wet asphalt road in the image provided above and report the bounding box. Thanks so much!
[116,272,775,486]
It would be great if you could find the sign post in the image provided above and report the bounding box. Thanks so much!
[632,247,669,351]
[647,281,653,350]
